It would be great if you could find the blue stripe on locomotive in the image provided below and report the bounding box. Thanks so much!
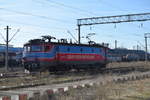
[23,44,105,59]
[58,45,105,56]
[23,46,56,59]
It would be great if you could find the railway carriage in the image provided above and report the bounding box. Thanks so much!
[23,36,108,71]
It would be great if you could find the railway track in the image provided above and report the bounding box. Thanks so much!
[49,66,150,76]
[0,66,150,91]
[102,66,150,74]
[0,63,149,78]
[0,65,150,100]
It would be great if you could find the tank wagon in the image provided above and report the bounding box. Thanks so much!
[22,36,108,71]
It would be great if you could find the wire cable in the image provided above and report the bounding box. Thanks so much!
[45,0,98,16]
[0,8,71,24]
[0,19,68,31]
[96,0,150,31]
[9,29,20,42]
[67,30,78,42]
[0,32,6,42]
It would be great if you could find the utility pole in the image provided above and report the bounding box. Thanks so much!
[144,33,150,61]
[4,26,11,72]
[115,40,117,49]
[78,25,81,44]
[145,36,147,61]
[137,45,139,51]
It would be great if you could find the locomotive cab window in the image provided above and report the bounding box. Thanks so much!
[23,46,27,52]
[27,46,31,52]
[24,46,31,52]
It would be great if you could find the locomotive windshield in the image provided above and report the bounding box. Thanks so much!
[24,46,31,52]
[31,45,43,52]
[24,45,51,52]
[24,45,43,52]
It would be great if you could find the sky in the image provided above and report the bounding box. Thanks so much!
[0,0,150,51]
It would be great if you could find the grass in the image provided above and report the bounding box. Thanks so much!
[46,78,150,100]
[0,71,93,90]
[107,61,150,68]
[0,61,149,88]
[1,61,150,100]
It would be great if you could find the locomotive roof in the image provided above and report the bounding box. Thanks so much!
[24,41,108,48]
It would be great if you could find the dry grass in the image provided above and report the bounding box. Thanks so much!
[107,61,150,68]
[45,78,150,100]
[1,61,150,100]
[0,61,149,88]
[0,69,96,90]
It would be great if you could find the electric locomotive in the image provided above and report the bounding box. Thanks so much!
[22,36,108,71]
